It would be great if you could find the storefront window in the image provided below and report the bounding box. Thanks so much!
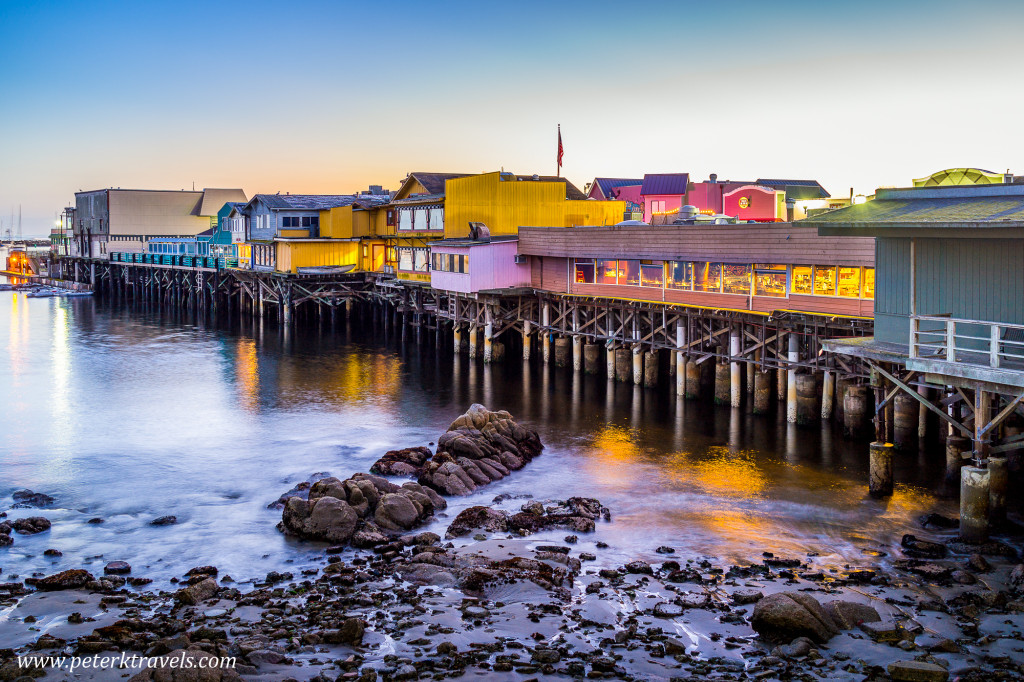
[667,261,692,290]
[575,259,595,284]
[640,260,663,287]
[754,267,787,297]
[694,262,721,292]
[722,264,751,295]
[837,267,860,297]
[791,265,812,294]
[619,260,641,286]
[813,265,836,296]
[862,268,874,298]
[597,259,618,284]
[398,247,413,271]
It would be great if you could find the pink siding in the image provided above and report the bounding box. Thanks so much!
[723,185,781,222]
[642,194,685,223]
[612,185,642,205]
[431,240,530,294]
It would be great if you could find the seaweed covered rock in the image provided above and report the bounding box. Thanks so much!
[370,447,432,477]
[445,498,609,539]
[418,405,543,496]
[278,473,445,545]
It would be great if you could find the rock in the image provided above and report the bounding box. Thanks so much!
[732,589,764,605]
[887,660,949,682]
[624,560,653,575]
[521,500,544,516]
[1010,563,1024,595]
[775,636,813,658]
[822,600,881,629]
[151,515,177,526]
[184,565,218,577]
[653,602,684,618]
[29,569,94,590]
[128,647,243,681]
[950,569,976,584]
[0,533,11,547]
[374,493,422,531]
[12,517,51,534]
[266,472,331,510]
[370,447,432,477]
[918,513,958,530]
[763,557,802,568]
[967,553,991,573]
[87,517,104,524]
[43,548,61,556]
[860,620,911,643]
[322,617,366,646]
[750,592,839,643]
[532,648,560,664]
[176,577,218,605]
[445,506,509,538]
[12,490,55,507]
[655,546,675,554]
[104,561,131,575]
[901,534,946,559]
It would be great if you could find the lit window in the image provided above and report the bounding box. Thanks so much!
[575,259,595,284]
[837,267,860,297]
[667,261,692,290]
[619,260,641,286]
[694,262,721,292]
[640,260,663,287]
[754,266,787,297]
[813,265,836,296]
[597,259,618,284]
[791,265,812,294]
[722,264,751,295]
[862,268,874,298]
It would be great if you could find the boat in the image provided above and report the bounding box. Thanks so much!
[59,290,93,297]
[26,288,58,298]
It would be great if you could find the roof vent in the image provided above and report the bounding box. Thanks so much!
[468,222,491,241]
[679,205,699,219]
[532,174,539,181]
[709,173,718,183]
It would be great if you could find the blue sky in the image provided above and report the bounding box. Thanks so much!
[2,0,1023,235]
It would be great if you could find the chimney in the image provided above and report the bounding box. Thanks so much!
[709,173,718,183]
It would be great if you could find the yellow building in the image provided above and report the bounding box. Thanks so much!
[388,171,625,281]
[913,168,1007,187]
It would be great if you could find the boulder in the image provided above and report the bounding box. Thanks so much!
[822,600,881,629]
[12,517,51,534]
[150,515,177,526]
[887,660,949,682]
[266,472,331,510]
[104,561,132,575]
[32,569,94,591]
[176,577,218,605]
[901,534,946,559]
[750,592,839,643]
[370,447,432,477]
[446,506,509,538]
[12,490,56,507]
[374,493,422,532]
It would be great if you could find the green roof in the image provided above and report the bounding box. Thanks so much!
[803,184,1024,235]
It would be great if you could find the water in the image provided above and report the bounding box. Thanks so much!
[0,282,958,590]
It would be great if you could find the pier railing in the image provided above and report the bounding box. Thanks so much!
[910,314,1024,372]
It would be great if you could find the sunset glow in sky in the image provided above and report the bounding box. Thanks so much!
[2,0,1023,235]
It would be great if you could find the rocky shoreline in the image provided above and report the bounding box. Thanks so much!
[2,406,1024,681]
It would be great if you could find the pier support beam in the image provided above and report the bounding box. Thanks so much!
[453,324,462,356]
[685,359,700,400]
[753,371,771,414]
[483,308,494,363]
[522,319,532,361]
[843,385,870,438]
[869,442,894,498]
[554,337,571,368]
[945,436,970,488]
[614,347,631,383]
[795,374,819,425]
[787,333,799,423]
[730,327,742,408]
[584,343,600,374]
[643,351,658,388]
[632,346,642,385]
[714,362,730,405]
[572,335,582,372]
[960,466,990,543]
[468,325,478,358]
[542,303,551,365]
[675,323,686,397]
[989,456,1008,527]
[821,370,835,420]
[893,392,917,450]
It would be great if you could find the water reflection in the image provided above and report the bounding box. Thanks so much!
[0,292,962,586]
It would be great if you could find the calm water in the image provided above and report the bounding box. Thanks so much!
[0,281,958,590]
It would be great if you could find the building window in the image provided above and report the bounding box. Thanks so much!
[667,261,692,290]
[617,260,640,286]
[722,264,751,295]
[432,253,442,271]
[574,258,595,284]
[862,268,875,299]
[301,216,319,228]
[398,210,412,231]
[754,265,787,297]
[414,208,428,230]
[651,200,666,214]
[414,248,428,271]
[791,265,813,294]
[597,259,618,284]
[813,265,836,296]
[694,262,721,292]
[398,247,413,271]
[387,210,395,226]
[640,260,663,287]
[429,208,443,230]
[837,267,860,297]
[282,216,299,228]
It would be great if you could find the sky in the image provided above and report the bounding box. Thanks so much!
[1,0,1023,236]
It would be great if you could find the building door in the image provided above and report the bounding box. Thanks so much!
[371,244,385,271]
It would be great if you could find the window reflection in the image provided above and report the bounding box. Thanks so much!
[722,265,751,295]
[694,262,721,292]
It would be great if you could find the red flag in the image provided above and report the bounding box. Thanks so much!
[557,125,563,173]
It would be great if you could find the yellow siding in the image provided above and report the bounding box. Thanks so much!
[444,172,626,238]
[279,228,310,238]
[393,178,429,200]
[320,206,354,239]
[370,207,391,236]
[276,241,358,274]
[397,272,431,283]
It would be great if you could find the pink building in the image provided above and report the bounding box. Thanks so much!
[640,173,689,222]
[429,236,530,294]
[722,184,785,222]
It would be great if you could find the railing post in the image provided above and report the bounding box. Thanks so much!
[947,320,956,363]
[991,324,1001,368]
[909,316,918,359]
